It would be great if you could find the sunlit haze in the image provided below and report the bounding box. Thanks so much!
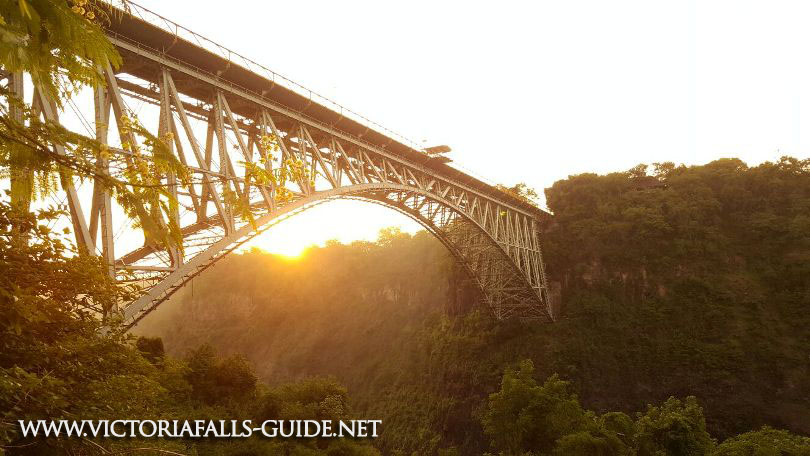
[135,0,810,255]
[244,201,421,258]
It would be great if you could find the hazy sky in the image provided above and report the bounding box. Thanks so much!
[134,0,810,255]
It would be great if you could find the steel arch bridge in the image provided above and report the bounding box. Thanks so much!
[3,3,554,327]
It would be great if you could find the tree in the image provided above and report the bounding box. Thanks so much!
[482,360,592,455]
[0,0,119,102]
[0,201,178,453]
[713,427,810,456]
[652,161,677,179]
[634,396,716,456]
[628,164,649,179]
[552,430,628,456]
[600,412,636,448]
[1,0,188,252]
[0,202,378,454]
[259,376,350,422]
[136,336,165,365]
[497,182,541,206]
[1,0,119,218]
[185,343,258,406]
[482,360,634,456]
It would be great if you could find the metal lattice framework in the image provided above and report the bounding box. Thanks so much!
[2,3,554,327]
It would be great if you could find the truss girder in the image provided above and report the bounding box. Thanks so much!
[4,38,553,327]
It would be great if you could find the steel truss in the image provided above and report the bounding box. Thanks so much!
[2,16,554,327]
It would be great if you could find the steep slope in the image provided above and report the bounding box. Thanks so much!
[136,157,810,455]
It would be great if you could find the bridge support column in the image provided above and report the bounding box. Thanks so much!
[89,83,116,280]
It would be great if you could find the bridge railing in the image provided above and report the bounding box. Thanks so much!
[110,0,424,153]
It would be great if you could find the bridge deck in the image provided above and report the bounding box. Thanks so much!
[102,3,549,219]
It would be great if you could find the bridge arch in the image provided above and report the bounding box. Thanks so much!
[122,183,554,326]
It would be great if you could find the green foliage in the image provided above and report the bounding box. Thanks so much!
[0,202,179,453]
[1,0,192,252]
[551,431,627,456]
[634,397,716,456]
[482,360,630,456]
[259,377,350,423]
[137,157,810,454]
[138,229,459,454]
[186,343,258,406]
[480,362,749,456]
[542,157,810,438]
[7,3,803,455]
[544,156,810,278]
[0,0,121,103]
[0,200,379,455]
[496,182,540,206]
[1,89,192,253]
[136,335,165,365]
[482,360,591,455]
[713,427,810,456]
[600,412,636,447]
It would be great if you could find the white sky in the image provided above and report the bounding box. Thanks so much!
[134,0,810,256]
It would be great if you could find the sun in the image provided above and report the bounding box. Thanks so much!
[240,200,423,258]
[244,214,321,258]
[261,240,314,259]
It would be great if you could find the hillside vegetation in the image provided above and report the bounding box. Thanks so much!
[4,3,805,454]
[137,157,810,455]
